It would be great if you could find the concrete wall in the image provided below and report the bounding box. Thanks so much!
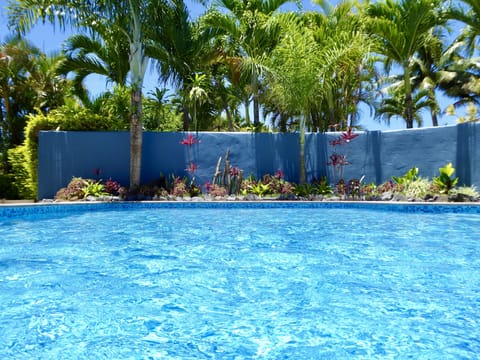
[38,123,480,199]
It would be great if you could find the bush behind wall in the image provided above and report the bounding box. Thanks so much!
[7,104,125,199]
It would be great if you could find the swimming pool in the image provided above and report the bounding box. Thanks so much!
[1,202,479,359]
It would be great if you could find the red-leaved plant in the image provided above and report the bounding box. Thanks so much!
[327,128,358,184]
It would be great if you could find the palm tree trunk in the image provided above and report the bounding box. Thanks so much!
[253,94,260,128]
[429,90,439,126]
[404,67,414,128]
[244,99,251,126]
[130,89,143,188]
[431,110,438,127]
[299,116,306,184]
[182,106,190,131]
[223,100,233,131]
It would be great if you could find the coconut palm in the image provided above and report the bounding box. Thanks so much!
[7,0,172,188]
[364,0,446,128]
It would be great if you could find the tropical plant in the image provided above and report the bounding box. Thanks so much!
[401,177,432,199]
[82,179,107,198]
[55,177,87,201]
[433,162,459,193]
[327,128,359,184]
[447,0,480,55]
[188,73,209,132]
[0,36,41,154]
[143,88,182,131]
[364,0,446,128]
[392,167,419,185]
[7,0,171,188]
[204,0,297,128]
[149,0,217,131]
[376,87,434,127]
[58,31,130,103]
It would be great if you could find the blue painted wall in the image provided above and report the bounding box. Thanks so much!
[38,123,480,199]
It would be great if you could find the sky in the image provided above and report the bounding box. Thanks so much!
[0,0,463,131]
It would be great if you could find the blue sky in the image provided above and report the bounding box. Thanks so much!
[0,0,462,131]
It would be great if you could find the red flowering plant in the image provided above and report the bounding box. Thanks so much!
[180,134,202,196]
[327,127,359,185]
[180,134,200,146]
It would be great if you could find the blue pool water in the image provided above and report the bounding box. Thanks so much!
[0,203,480,359]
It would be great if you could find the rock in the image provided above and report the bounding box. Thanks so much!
[433,194,449,202]
[380,191,393,201]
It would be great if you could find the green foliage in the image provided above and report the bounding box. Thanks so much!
[0,174,20,199]
[82,179,107,198]
[392,167,419,185]
[294,183,317,197]
[7,146,35,199]
[295,178,333,197]
[433,162,458,193]
[449,186,480,201]
[401,178,433,199]
[8,100,126,199]
[245,182,271,197]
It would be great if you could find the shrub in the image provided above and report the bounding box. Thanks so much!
[7,146,35,199]
[433,163,458,194]
[206,183,228,197]
[401,178,433,199]
[0,173,20,199]
[171,177,188,197]
[8,101,126,200]
[55,177,87,201]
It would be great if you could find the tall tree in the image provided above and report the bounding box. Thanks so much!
[148,0,217,131]
[364,0,446,128]
[267,18,321,183]
[307,0,377,131]
[8,0,168,188]
[0,36,39,152]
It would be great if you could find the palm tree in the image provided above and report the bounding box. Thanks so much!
[29,51,70,113]
[188,73,209,132]
[7,0,170,188]
[266,1,373,181]
[376,86,434,127]
[364,0,446,128]
[267,20,321,183]
[447,0,480,54]
[58,32,130,104]
[204,0,298,128]
[148,0,217,131]
[0,36,39,150]
[306,0,377,131]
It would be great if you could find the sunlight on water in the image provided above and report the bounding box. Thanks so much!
[0,205,479,359]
